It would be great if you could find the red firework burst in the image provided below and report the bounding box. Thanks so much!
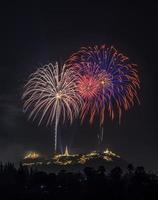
[77,75,100,99]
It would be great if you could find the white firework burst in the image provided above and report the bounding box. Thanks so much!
[22,63,82,152]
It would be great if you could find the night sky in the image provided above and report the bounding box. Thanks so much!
[0,2,158,171]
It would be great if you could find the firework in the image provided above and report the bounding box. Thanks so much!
[75,62,112,125]
[22,63,82,152]
[66,45,140,126]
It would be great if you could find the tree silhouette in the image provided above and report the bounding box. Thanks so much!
[0,162,157,200]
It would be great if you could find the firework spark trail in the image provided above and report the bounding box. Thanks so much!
[22,63,82,152]
[66,45,140,126]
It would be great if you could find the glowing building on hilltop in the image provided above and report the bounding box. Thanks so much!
[24,151,40,160]
[64,146,69,156]
[103,148,120,158]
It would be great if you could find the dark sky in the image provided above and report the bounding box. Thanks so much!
[0,1,158,171]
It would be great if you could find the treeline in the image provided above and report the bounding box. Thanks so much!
[0,162,158,200]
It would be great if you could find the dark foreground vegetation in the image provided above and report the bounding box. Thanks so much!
[0,162,157,200]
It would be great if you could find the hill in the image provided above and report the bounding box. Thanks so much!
[22,148,128,173]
